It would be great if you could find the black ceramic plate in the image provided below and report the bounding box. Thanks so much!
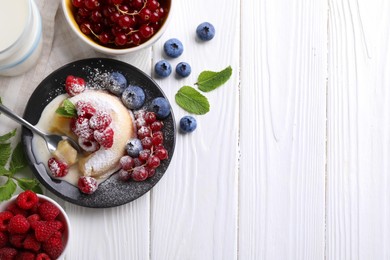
[22,58,175,208]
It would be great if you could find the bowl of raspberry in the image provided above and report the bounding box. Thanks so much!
[62,0,172,55]
[0,191,71,259]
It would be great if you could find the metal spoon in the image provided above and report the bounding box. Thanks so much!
[0,103,81,153]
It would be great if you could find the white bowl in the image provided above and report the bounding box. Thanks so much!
[0,193,71,259]
[61,0,173,55]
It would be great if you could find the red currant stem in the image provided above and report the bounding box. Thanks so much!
[126,29,139,36]
[115,0,148,16]
[86,24,99,38]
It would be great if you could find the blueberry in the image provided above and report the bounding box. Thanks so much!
[107,72,127,96]
[163,38,184,58]
[122,85,145,110]
[154,60,172,78]
[126,138,143,157]
[196,22,215,41]
[150,97,171,119]
[179,116,197,133]
[175,62,191,77]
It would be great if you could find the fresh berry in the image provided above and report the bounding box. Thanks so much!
[163,38,183,58]
[138,149,151,162]
[135,117,147,128]
[121,85,146,109]
[107,72,127,95]
[154,60,172,78]
[8,215,30,234]
[34,221,57,242]
[119,155,135,170]
[126,138,143,157]
[6,204,27,217]
[0,247,17,260]
[78,137,100,152]
[118,169,132,181]
[73,117,93,139]
[16,190,39,210]
[78,176,98,194]
[144,112,157,124]
[0,212,13,232]
[155,147,168,160]
[175,62,191,77]
[75,101,96,118]
[16,251,35,260]
[152,131,163,146]
[9,233,26,248]
[141,137,153,149]
[196,22,215,41]
[65,75,86,96]
[52,220,64,232]
[93,127,114,149]
[137,126,152,139]
[132,166,148,181]
[150,97,171,119]
[48,157,69,177]
[147,155,160,169]
[146,167,156,178]
[42,234,64,259]
[180,115,197,133]
[0,232,7,248]
[36,253,51,260]
[150,121,163,132]
[38,202,60,221]
[23,233,41,252]
[27,214,41,230]
[89,111,112,130]
[134,110,146,119]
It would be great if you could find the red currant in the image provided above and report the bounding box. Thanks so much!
[146,0,160,11]
[130,0,143,9]
[120,155,135,170]
[78,8,91,17]
[139,149,151,162]
[147,155,160,169]
[139,24,154,38]
[118,169,132,181]
[152,131,163,146]
[146,167,156,178]
[99,32,111,44]
[85,0,100,10]
[144,112,156,124]
[155,147,168,160]
[141,137,153,149]
[111,0,123,4]
[118,15,133,28]
[130,32,141,45]
[72,0,84,8]
[150,121,163,131]
[91,10,103,22]
[138,126,151,139]
[115,33,128,46]
[139,8,152,21]
[80,22,92,35]
[132,166,148,181]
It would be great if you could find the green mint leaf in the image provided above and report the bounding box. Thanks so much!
[196,66,233,92]
[175,86,210,115]
[10,142,27,173]
[0,129,16,143]
[16,178,42,193]
[56,99,77,118]
[0,178,17,202]
[0,143,11,167]
[0,166,8,176]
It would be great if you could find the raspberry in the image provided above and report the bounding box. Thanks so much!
[8,215,30,234]
[9,233,26,248]
[27,214,41,230]
[78,176,98,194]
[93,127,114,149]
[0,211,13,232]
[75,101,96,118]
[65,75,86,97]
[0,247,17,260]
[53,220,64,232]
[38,202,60,221]
[36,253,51,260]
[0,231,8,248]
[6,204,27,217]
[15,251,35,260]
[16,190,39,210]
[78,137,100,153]
[42,234,64,259]
[34,221,58,242]
[23,233,41,252]
[73,117,94,139]
[89,111,112,130]
[48,157,69,177]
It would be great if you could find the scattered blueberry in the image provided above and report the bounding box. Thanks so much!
[122,85,146,110]
[126,138,143,157]
[107,72,127,96]
[150,97,171,119]
[179,116,197,133]
[154,60,172,78]
[163,38,184,58]
[175,62,191,77]
[196,22,215,41]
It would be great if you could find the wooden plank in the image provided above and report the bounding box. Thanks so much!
[149,0,240,259]
[327,0,390,259]
[239,0,328,259]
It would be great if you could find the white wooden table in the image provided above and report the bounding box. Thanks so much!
[0,0,389,259]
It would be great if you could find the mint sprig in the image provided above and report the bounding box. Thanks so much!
[55,99,77,118]
[196,66,232,92]
[175,86,210,115]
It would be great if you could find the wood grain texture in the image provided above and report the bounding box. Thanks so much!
[327,0,390,259]
[239,0,328,259]
[149,0,240,259]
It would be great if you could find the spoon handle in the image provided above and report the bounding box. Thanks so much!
[0,103,47,138]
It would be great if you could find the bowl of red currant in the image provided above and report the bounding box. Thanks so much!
[62,0,172,55]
